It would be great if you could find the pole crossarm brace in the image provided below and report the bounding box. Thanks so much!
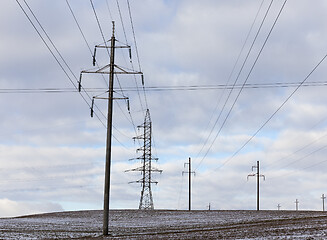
[247,173,265,181]
[79,32,143,93]
[94,97,128,100]
[81,68,143,75]
[94,39,130,49]
[247,173,256,181]
[182,170,196,176]
[93,38,132,65]
[96,45,130,49]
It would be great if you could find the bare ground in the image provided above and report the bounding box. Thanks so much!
[1,210,327,239]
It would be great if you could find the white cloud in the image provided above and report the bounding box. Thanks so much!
[1,0,327,216]
[0,198,63,218]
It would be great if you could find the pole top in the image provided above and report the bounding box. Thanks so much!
[112,21,115,37]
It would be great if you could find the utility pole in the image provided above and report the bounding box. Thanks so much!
[208,202,211,211]
[126,109,162,210]
[277,204,281,211]
[322,194,326,211]
[182,157,195,211]
[295,199,299,211]
[102,21,115,237]
[79,22,143,236]
[247,161,265,211]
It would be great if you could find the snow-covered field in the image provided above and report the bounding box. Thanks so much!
[1,210,327,239]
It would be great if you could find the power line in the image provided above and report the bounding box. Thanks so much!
[104,0,138,117]
[264,130,327,170]
[116,0,128,44]
[89,0,129,101]
[90,0,110,56]
[24,0,131,147]
[66,0,108,89]
[88,0,141,148]
[88,0,140,148]
[269,154,327,181]
[116,0,146,113]
[89,0,141,135]
[2,81,327,94]
[216,51,327,171]
[194,0,266,164]
[66,0,93,55]
[125,0,163,160]
[62,0,135,143]
[15,0,127,147]
[195,0,278,170]
[200,0,266,141]
[212,0,288,169]
[124,0,159,156]
[22,0,107,120]
[126,0,141,72]
[126,0,149,111]
[105,0,113,21]
[279,144,327,170]
[261,115,327,170]
[15,0,94,117]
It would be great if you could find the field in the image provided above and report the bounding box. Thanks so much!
[1,210,327,239]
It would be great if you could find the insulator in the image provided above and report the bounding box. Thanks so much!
[78,73,82,92]
[129,48,132,59]
[141,75,144,86]
[93,48,97,66]
[91,98,94,118]
[127,99,130,112]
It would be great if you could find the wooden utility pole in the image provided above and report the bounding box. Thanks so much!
[295,199,299,211]
[79,21,143,236]
[247,161,265,211]
[183,157,195,211]
[102,22,116,236]
[322,194,326,211]
[277,204,281,211]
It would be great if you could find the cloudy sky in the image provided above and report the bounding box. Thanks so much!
[1,0,327,217]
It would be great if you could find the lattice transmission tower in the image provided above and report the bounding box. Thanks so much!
[126,109,162,210]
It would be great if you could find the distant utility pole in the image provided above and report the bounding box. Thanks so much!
[322,194,326,212]
[126,109,162,210]
[295,199,299,211]
[277,204,281,211]
[182,157,195,211]
[79,22,143,236]
[247,161,265,211]
[208,203,211,211]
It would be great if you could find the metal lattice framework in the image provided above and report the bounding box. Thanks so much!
[127,109,162,210]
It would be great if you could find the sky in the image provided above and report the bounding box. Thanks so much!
[1,0,327,217]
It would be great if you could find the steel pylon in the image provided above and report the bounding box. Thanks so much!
[126,109,162,210]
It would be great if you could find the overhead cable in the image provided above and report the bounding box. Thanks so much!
[15,0,127,148]
[194,0,266,165]
[195,0,278,170]
[2,81,327,93]
[217,51,327,171]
